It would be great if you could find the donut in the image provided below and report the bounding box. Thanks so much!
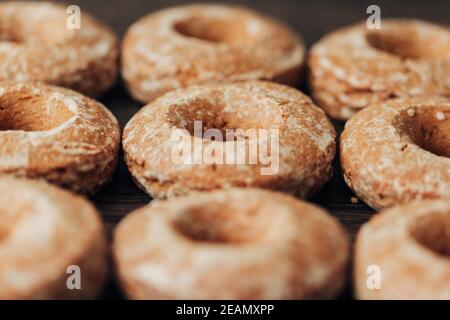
[0,82,121,195]
[340,96,450,209]
[113,188,350,299]
[121,4,305,103]
[0,1,118,97]
[309,19,450,120]
[355,199,450,299]
[123,81,336,199]
[0,177,108,299]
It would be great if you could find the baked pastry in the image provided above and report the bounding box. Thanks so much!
[355,199,450,299]
[309,19,450,120]
[0,177,108,299]
[0,82,121,194]
[122,4,305,102]
[123,81,336,199]
[340,96,450,209]
[113,188,350,299]
[0,1,118,97]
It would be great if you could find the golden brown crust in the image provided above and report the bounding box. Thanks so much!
[123,81,336,199]
[0,177,108,299]
[0,1,118,97]
[0,82,121,195]
[340,96,450,210]
[113,188,350,299]
[309,19,450,120]
[355,199,450,300]
[122,4,305,103]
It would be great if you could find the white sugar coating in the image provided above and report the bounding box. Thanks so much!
[409,87,425,95]
[340,106,356,118]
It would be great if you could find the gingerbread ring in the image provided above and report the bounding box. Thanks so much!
[355,199,450,299]
[340,96,450,209]
[0,177,108,299]
[122,4,305,102]
[0,1,118,97]
[123,81,336,199]
[113,188,350,299]
[309,19,450,120]
[0,82,120,195]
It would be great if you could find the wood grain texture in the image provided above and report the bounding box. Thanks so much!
[20,0,449,299]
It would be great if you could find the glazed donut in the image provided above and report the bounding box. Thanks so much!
[355,199,450,299]
[0,1,118,97]
[340,96,450,209]
[123,81,336,199]
[0,82,120,194]
[113,188,350,299]
[309,19,450,120]
[0,177,108,299]
[122,4,305,103]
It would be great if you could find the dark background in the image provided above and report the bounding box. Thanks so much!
[20,0,450,298]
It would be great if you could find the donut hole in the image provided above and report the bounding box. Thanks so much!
[410,211,450,257]
[366,22,450,59]
[174,16,255,44]
[403,107,450,157]
[173,202,273,244]
[168,96,277,140]
[0,92,74,131]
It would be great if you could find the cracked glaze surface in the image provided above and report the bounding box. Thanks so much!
[113,188,350,299]
[309,19,450,120]
[340,96,450,210]
[0,177,108,299]
[0,1,118,97]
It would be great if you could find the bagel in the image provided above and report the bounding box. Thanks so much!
[0,82,121,194]
[309,19,450,120]
[123,81,336,199]
[0,177,108,299]
[340,96,450,209]
[355,199,450,299]
[0,1,118,97]
[113,188,350,299]
[121,4,305,103]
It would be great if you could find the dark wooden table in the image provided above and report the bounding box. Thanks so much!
[48,0,448,299]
